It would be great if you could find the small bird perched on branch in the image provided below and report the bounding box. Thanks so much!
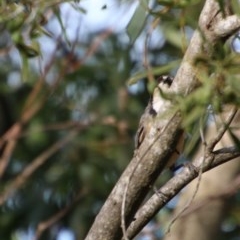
[135,75,183,168]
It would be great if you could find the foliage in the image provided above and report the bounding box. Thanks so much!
[0,0,239,240]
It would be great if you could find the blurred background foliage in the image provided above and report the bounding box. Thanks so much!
[0,0,240,239]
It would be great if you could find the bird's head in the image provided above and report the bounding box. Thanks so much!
[151,75,174,114]
[156,75,173,90]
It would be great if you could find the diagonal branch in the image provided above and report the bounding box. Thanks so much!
[0,131,76,206]
[176,174,240,218]
[206,107,237,153]
[33,188,89,240]
[84,1,240,239]
[125,146,240,239]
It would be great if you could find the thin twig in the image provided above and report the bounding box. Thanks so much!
[125,146,240,239]
[166,163,200,234]
[33,188,88,240]
[179,174,240,217]
[0,131,76,206]
[207,107,237,152]
[166,107,238,233]
[0,47,60,177]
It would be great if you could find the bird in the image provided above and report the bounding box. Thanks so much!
[135,75,183,168]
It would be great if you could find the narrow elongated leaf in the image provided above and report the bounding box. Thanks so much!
[127,0,149,44]
[127,59,180,85]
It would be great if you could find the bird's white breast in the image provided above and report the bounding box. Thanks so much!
[152,89,169,113]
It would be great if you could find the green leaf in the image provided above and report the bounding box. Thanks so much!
[184,114,207,156]
[162,25,184,49]
[127,59,180,85]
[20,54,30,82]
[16,40,40,57]
[231,0,240,15]
[157,0,201,8]
[182,105,205,128]
[127,0,149,45]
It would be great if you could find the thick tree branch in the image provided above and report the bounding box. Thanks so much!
[214,15,240,38]
[85,1,240,239]
[125,146,240,239]
[85,111,183,240]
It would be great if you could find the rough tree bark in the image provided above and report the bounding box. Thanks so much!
[85,1,240,239]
